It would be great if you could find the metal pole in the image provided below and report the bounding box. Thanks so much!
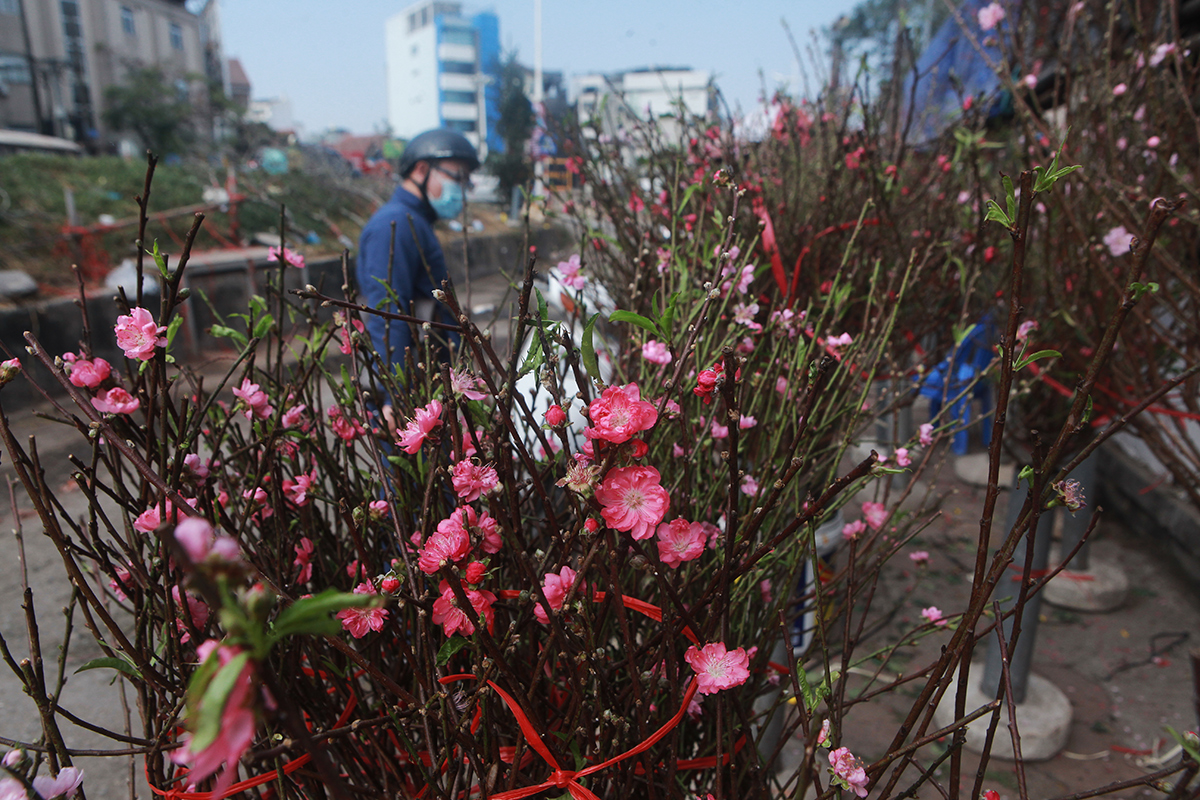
[982,470,1054,704]
[15,0,47,134]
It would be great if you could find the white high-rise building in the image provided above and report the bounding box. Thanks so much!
[384,0,500,158]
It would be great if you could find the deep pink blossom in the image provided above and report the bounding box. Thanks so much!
[534,565,578,624]
[437,506,502,554]
[862,501,888,531]
[172,585,209,642]
[368,500,389,519]
[642,340,673,365]
[656,519,706,568]
[267,246,305,268]
[337,582,388,638]
[451,460,500,502]
[114,307,167,361]
[544,404,567,427]
[596,465,669,540]
[169,642,256,797]
[418,526,472,574]
[829,747,869,797]
[585,383,658,443]
[685,642,750,695]
[337,317,364,355]
[134,499,189,534]
[290,538,312,584]
[432,579,496,637]
[66,355,111,389]
[91,387,140,414]
[281,403,307,428]
[282,471,316,506]
[328,407,366,442]
[397,400,443,454]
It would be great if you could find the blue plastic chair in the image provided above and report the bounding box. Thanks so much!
[917,317,996,455]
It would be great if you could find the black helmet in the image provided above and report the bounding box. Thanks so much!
[398,128,481,176]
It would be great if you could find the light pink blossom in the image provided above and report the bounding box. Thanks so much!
[1103,226,1134,257]
[174,518,239,565]
[1016,319,1039,341]
[267,246,305,269]
[862,501,888,531]
[842,519,866,541]
[642,340,673,365]
[685,642,751,695]
[450,368,489,400]
[894,447,912,467]
[114,307,167,361]
[534,565,578,624]
[585,383,658,444]
[1112,83,1127,96]
[1149,42,1177,68]
[397,399,444,454]
[921,606,948,626]
[231,379,273,420]
[368,500,390,519]
[596,465,669,540]
[554,254,585,291]
[741,474,760,495]
[829,746,869,797]
[656,518,707,568]
[909,550,930,565]
[919,423,934,447]
[977,2,1006,30]
[32,765,85,799]
[337,582,387,638]
[91,386,140,415]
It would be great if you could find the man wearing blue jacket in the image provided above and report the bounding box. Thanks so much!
[356,128,479,435]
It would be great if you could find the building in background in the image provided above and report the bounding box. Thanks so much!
[0,0,220,151]
[384,0,500,158]
[573,66,716,143]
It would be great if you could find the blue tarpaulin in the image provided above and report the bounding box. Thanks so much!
[905,0,1020,142]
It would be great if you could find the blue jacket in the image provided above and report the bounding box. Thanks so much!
[356,185,454,373]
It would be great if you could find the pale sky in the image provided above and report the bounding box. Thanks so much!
[218,0,863,136]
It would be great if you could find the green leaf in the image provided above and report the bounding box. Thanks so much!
[1003,174,1016,223]
[74,655,141,681]
[147,240,169,279]
[436,635,471,666]
[1081,395,1094,425]
[1014,348,1061,371]
[210,325,248,348]
[580,313,601,383]
[659,291,681,336]
[984,199,1012,228]
[518,336,545,377]
[1165,726,1200,764]
[252,313,275,339]
[1130,281,1159,301]
[609,310,661,338]
[165,315,185,348]
[249,295,269,317]
[535,287,549,324]
[190,652,251,753]
[270,589,377,642]
[952,323,977,347]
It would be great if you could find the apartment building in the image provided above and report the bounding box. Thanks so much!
[0,0,220,151]
[384,0,500,158]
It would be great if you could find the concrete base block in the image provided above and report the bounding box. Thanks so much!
[1043,558,1129,612]
[934,665,1072,761]
[953,453,1014,489]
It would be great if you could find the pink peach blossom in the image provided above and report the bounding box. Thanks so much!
[919,423,934,447]
[267,246,305,268]
[641,340,673,365]
[862,501,888,531]
[231,379,273,421]
[585,383,658,444]
[921,606,948,627]
[829,746,869,797]
[909,550,930,565]
[293,537,314,583]
[554,254,585,291]
[66,355,111,389]
[656,518,707,568]
[451,460,500,502]
[91,387,140,414]
[534,565,578,624]
[685,642,750,695]
[596,465,669,540]
[114,307,167,361]
[544,404,567,427]
[432,579,496,637]
[397,399,444,454]
[977,2,1006,30]
[282,471,316,506]
[337,582,387,638]
[417,526,471,574]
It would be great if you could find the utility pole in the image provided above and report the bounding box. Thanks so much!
[15,0,47,135]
